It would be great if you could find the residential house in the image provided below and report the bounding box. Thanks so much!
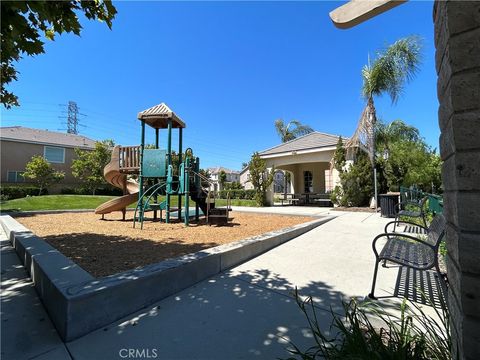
[207,166,240,192]
[0,126,96,192]
[257,132,351,204]
[239,166,254,190]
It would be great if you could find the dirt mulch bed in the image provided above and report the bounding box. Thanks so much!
[16,211,314,278]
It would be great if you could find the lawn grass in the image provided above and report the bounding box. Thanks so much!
[0,195,258,212]
[0,195,118,212]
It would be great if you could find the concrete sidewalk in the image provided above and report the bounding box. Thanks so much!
[1,209,443,360]
[66,211,399,360]
[232,205,335,217]
[0,227,71,360]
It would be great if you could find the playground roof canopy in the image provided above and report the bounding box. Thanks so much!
[137,103,186,129]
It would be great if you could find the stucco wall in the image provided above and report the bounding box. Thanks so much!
[264,149,335,167]
[0,140,86,186]
[270,162,329,194]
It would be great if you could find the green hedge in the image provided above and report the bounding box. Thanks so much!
[60,186,123,196]
[218,189,255,200]
[0,186,48,200]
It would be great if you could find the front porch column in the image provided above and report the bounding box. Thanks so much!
[266,167,275,206]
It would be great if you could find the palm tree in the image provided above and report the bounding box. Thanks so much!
[347,36,422,163]
[375,119,421,154]
[347,36,422,206]
[274,119,314,195]
[274,119,314,143]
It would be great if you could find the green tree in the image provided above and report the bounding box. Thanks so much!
[348,37,422,199]
[219,170,227,190]
[331,140,373,206]
[375,119,421,149]
[374,119,442,193]
[339,150,373,207]
[71,140,113,195]
[23,155,65,195]
[333,136,346,173]
[274,119,314,143]
[346,36,422,205]
[382,141,442,192]
[1,1,117,108]
[248,152,275,206]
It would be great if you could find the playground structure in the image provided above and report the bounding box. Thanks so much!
[95,103,230,228]
[94,146,139,218]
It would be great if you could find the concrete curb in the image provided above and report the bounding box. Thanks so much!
[0,214,334,342]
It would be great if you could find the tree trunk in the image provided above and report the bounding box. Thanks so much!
[367,96,377,166]
[368,97,378,208]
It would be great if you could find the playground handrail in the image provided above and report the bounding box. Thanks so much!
[188,169,215,188]
[119,146,141,172]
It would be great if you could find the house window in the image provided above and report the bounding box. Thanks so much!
[7,171,25,183]
[304,171,313,193]
[44,146,65,163]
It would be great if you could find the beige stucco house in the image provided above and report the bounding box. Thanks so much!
[0,126,96,191]
[257,132,349,204]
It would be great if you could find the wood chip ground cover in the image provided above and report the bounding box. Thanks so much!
[16,211,314,277]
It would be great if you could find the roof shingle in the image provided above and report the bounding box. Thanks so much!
[0,126,96,149]
[259,132,344,156]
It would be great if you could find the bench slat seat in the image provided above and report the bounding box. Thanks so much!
[379,237,435,269]
[368,213,446,299]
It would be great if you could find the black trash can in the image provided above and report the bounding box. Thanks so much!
[379,193,400,218]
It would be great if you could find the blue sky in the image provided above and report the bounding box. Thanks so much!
[1,1,438,170]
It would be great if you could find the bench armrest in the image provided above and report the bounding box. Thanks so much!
[384,220,429,234]
[371,232,435,257]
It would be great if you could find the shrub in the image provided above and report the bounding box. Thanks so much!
[333,149,373,207]
[329,186,344,206]
[0,186,48,200]
[61,186,122,196]
[248,152,275,206]
[283,289,452,360]
[224,182,244,191]
[218,189,255,200]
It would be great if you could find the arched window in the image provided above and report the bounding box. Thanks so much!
[304,171,313,193]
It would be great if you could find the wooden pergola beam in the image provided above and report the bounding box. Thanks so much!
[329,0,407,29]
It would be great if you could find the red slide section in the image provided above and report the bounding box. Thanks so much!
[95,146,139,215]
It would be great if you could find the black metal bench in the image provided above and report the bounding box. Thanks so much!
[312,198,333,207]
[280,194,300,206]
[394,196,428,230]
[368,213,446,299]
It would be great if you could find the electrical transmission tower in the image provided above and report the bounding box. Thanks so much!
[67,101,79,134]
[59,101,85,134]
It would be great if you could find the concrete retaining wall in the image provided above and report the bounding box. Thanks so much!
[0,214,333,342]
